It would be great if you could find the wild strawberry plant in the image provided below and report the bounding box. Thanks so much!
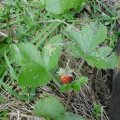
[0,1,119,119]
[1,20,118,119]
[66,23,119,69]
[11,35,62,88]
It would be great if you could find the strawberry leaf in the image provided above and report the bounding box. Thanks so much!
[11,43,51,88]
[66,23,119,69]
[18,63,50,88]
[86,47,119,69]
[11,43,43,67]
[11,37,62,87]
[42,35,62,70]
[66,23,107,54]
[34,96,65,119]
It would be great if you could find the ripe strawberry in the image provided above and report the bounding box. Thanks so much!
[57,68,73,84]
[60,75,73,84]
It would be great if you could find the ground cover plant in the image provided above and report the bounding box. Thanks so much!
[0,0,120,120]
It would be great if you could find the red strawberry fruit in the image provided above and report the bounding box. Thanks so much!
[60,75,73,84]
[58,68,73,84]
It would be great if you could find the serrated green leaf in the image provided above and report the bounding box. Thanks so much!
[106,52,119,69]
[86,55,108,69]
[66,23,118,69]
[66,43,84,58]
[79,24,95,53]
[86,47,119,69]
[57,112,84,120]
[34,96,65,119]
[11,43,43,67]
[72,76,88,91]
[66,23,107,54]
[90,46,112,59]
[11,38,62,87]
[18,63,50,88]
[42,35,62,70]
[90,25,107,52]
[45,0,82,14]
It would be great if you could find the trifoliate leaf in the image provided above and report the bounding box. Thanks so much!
[66,23,107,54]
[66,23,119,69]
